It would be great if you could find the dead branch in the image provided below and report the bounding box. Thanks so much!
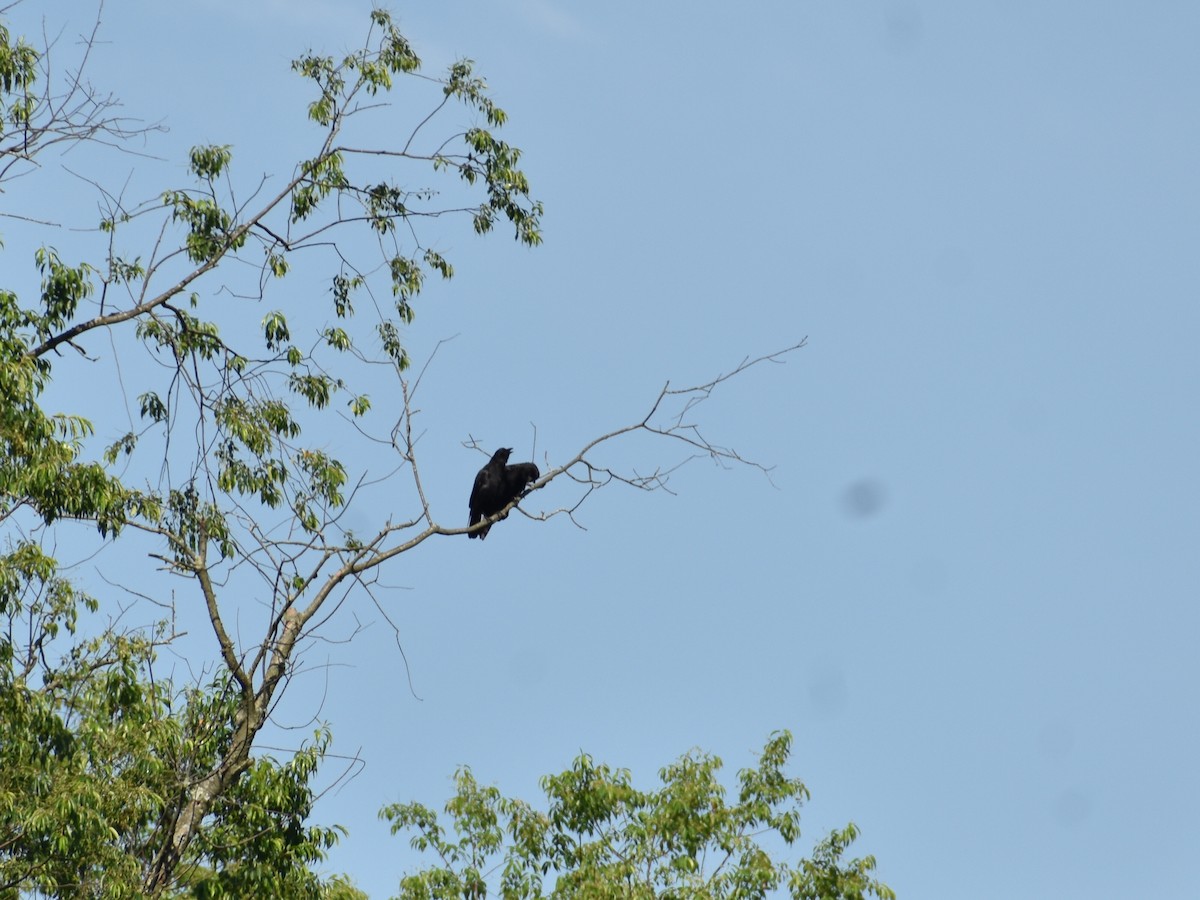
[454,340,808,536]
[0,2,165,191]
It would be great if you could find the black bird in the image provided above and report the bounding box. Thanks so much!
[468,449,540,540]
[469,447,511,539]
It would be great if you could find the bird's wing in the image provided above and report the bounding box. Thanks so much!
[469,468,493,519]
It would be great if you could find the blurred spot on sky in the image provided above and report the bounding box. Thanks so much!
[808,668,849,720]
[842,477,888,519]
[1054,787,1092,828]
[884,2,923,53]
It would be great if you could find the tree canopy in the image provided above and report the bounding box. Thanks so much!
[384,731,892,900]
[0,7,831,898]
[2,7,544,894]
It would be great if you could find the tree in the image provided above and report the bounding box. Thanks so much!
[1,6,806,897]
[382,731,893,900]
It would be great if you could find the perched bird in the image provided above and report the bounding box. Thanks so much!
[468,448,540,540]
[468,447,511,539]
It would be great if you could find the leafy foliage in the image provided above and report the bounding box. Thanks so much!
[0,7,817,899]
[382,731,893,900]
[184,727,346,900]
[0,560,346,899]
[0,5,544,896]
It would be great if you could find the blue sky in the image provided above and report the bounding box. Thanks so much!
[4,1,1199,898]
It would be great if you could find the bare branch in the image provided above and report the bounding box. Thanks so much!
[452,340,808,534]
[0,2,165,190]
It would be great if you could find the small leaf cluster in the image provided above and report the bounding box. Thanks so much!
[34,247,95,340]
[164,189,247,265]
[0,20,36,127]
[0,284,129,534]
[163,484,236,562]
[291,151,349,222]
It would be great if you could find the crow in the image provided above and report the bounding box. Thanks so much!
[468,449,540,540]
[468,447,510,539]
